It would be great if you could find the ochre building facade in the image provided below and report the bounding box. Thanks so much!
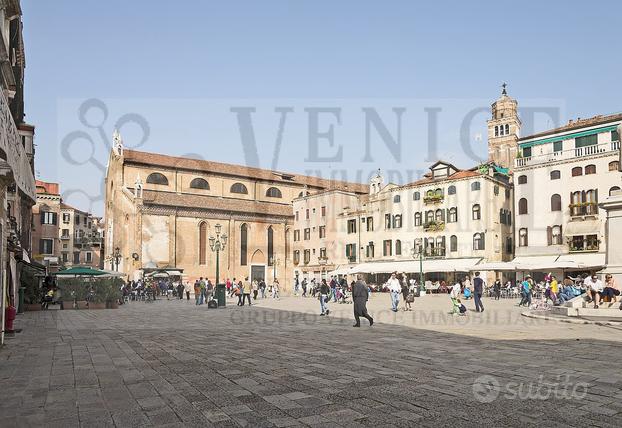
[104,138,367,291]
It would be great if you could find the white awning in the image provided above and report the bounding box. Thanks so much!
[511,255,559,270]
[556,253,606,269]
[328,265,356,276]
[474,261,521,271]
[564,219,602,236]
[350,258,482,274]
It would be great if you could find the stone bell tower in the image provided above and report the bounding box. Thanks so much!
[369,169,384,195]
[487,83,521,169]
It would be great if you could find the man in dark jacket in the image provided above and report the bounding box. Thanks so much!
[352,276,374,327]
[473,271,485,312]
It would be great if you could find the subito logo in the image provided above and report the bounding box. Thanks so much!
[472,375,500,403]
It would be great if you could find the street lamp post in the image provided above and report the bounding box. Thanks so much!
[410,246,424,293]
[113,247,121,272]
[208,224,227,285]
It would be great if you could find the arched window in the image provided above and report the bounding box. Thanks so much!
[425,210,434,223]
[609,161,620,171]
[436,236,445,255]
[505,124,509,135]
[550,170,560,180]
[426,189,434,198]
[450,235,458,252]
[395,215,403,228]
[610,186,621,196]
[198,222,207,265]
[448,185,456,195]
[472,204,481,220]
[414,212,422,226]
[435,188,443,197]
[551,194,561,211]
[494,125,499,137]
[518,175,527,184]
[393,195,401,203]
[395,240,402,256]
[231,183,248,194]
[448,207,457,223]
[585,164,596,175]
[473,233,485,250]
[146,172,168,185]
[518,198,528,215]
[435,209,444,223]
[240,224,248,266]
[267,226,274,265]
[519,228,528,247]
[413,191,420,201]
[471,182,480,191]
[190,177,210,190]
[572,167,582,177]
[549,225,562,245]
[266,187,282,198]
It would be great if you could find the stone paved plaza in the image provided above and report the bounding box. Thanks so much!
[2,295,622,427]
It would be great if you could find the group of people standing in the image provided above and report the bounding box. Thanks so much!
[225,277,280,305]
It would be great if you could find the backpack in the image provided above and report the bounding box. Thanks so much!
[459,304,467,314]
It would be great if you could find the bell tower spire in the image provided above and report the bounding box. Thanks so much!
[487,83,521,169]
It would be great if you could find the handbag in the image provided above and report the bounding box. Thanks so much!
[406,293,415,303]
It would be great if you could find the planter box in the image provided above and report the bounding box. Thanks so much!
[62,301,75,310]
[106,301,119,309]
[24,303,41,312]
[76,300,88,310]
[89,302,106,310]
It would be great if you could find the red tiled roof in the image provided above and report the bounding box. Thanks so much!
[141,190,294,218]
[400,170,480,188]
[35,180,59,195]
[519,113,622,141]
[123,149,368,194]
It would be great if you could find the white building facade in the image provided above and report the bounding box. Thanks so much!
[513,114,622,274]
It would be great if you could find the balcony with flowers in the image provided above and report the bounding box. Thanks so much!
[423,220,445,232]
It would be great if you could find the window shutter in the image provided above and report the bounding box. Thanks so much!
[40,212,45,224]
[441,236,446,252]
[594,188,598,204]
[424,238,428,253]
[39,239,44,254]
[481,232,485,250]
[547,226,552,246]
[559,225,562,243]
[440,210,445,223]
[52,213,58,225]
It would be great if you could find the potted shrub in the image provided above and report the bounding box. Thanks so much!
[103,278,122,309]
[22,268,42,311]
[58,278,78,309]
[88,280,106,309]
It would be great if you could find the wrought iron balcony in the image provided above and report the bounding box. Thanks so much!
[423,220,445,232]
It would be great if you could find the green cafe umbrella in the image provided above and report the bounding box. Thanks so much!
[55,266,107,276]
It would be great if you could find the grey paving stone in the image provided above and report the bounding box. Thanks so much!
[3,299,622,428]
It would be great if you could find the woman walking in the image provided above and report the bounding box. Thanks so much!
[401,274,412,311]
[319,279,330,316]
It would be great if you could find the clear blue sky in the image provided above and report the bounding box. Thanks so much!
[21,0,622,215]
